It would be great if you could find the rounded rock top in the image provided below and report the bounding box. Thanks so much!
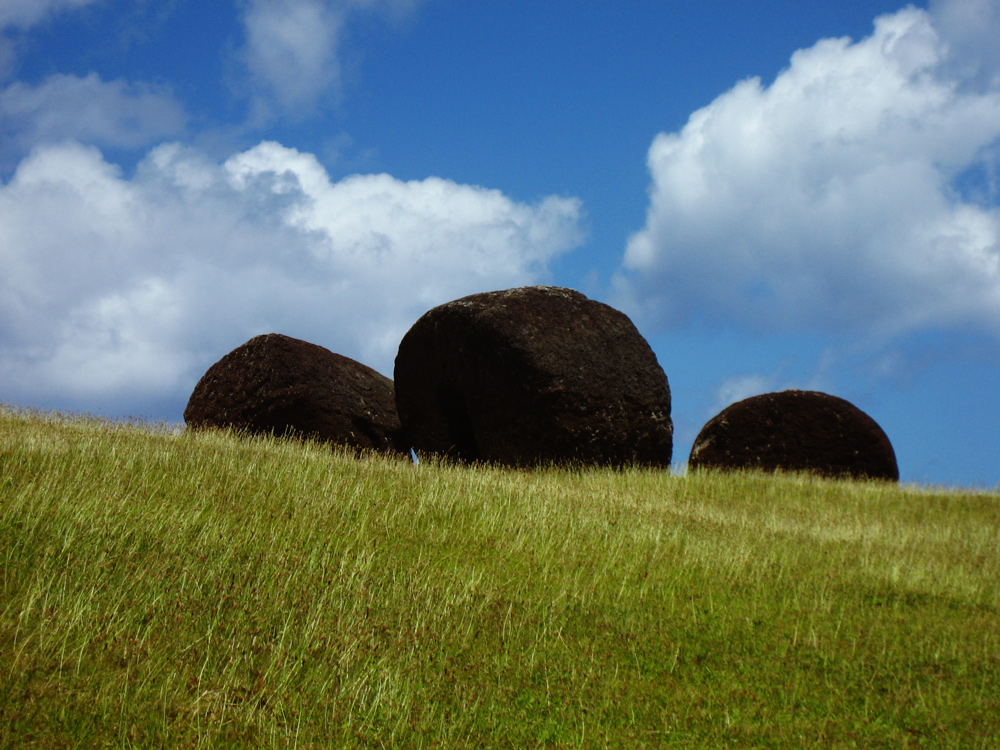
[689,389,899,482]
[394,286,673,468]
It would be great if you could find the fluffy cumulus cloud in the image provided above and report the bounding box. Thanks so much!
[617,5,1000,344]
[0,140,582,415]
[237,0,421,120]
[0,73,187,161]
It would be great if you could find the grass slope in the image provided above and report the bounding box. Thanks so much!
[2,406,999,748]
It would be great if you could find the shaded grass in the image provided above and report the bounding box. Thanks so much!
[1,405,999,747]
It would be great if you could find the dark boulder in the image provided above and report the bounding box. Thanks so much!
[393,286,672,467]
[184,333,408,457]
[688,389,898,481]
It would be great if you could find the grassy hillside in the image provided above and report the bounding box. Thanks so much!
[2,406,998,748]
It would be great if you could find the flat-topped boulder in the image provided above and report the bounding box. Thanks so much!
[393,286,672,467]
[688,389,898,481]
[184,333,408,457]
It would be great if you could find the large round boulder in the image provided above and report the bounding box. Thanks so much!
[184,333,408,457]
[394,286,672,467]
[688,389,898,481]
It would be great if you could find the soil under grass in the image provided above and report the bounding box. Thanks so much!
[2,406,998,748]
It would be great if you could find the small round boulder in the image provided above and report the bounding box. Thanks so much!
[184,333,408,456]
[688,389,898,481]
[393,286,672,467]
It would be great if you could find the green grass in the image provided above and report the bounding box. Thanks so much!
[1,405,998,748]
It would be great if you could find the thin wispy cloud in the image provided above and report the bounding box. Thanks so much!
[235,0,423,122]
[238,0,346,120]
[1,0,106,80]
[0,0,100,30]
[0,73,187,163]
[930,0,1000,90]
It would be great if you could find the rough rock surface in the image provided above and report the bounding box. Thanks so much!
[393,286,672,467]
[688,389,898,481]
[184,333,408,456]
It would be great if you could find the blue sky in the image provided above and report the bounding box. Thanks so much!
[2,0,998,488]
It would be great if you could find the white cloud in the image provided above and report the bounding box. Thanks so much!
[236,0,422,120]
[239,0,345,118]
[0,73,187,160]
[0,140,583,414]
[616,6,1000,345]
[0,0,101,30]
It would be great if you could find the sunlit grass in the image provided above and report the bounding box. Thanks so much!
[2,405,998,747]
